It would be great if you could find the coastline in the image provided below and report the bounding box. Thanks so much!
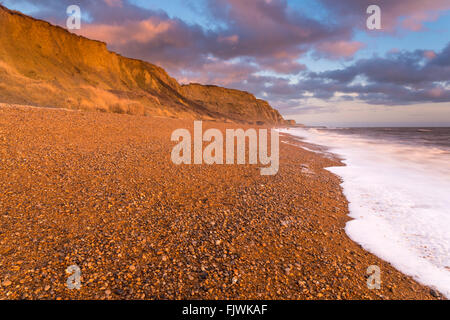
[280,127,450,299]
[0,104,442,299]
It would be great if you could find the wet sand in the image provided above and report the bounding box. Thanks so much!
[0,104,441,299]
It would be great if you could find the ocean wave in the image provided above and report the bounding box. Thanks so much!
[280,127,450,298]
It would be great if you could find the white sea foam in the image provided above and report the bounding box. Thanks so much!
[280,128,450,297]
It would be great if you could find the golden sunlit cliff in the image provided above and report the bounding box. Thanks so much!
[0,5,286,124]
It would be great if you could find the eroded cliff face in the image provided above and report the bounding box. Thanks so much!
[181,84,285,124]
[0,5,285,124]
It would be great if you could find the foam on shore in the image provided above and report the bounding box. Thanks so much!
[281,128,450,298]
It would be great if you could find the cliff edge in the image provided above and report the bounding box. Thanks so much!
[0,5,286,124]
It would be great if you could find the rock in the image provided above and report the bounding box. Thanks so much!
[181,84,285,124]
[430,289,441,298]
[285,120,297,126]
[2,280,12,287]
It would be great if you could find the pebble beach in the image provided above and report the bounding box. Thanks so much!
[0,104,441,300]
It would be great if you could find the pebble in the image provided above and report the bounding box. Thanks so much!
[2,280,12,287]
[0,106,438,300]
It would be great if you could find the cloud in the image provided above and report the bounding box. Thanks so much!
[79,18,174,46]
[219,43,450,110]
[15,0,351,72]
[316,45,450,86]
[308,43,450,105]
[177,59,259,87]
[315,41,365,60]
[319,0,450,32]
[103,0,123,8]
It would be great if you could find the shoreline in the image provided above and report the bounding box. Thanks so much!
[0,105,442,299]
[280,127,450,299]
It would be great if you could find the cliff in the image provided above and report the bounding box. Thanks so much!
[0,5,286,124]
[181,84,285,124]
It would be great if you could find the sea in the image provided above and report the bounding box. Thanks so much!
[280,127,450,297]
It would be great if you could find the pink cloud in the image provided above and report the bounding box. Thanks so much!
[77,18,174,45]
[321,0,450,32]
[316,41,365,60]
[217,35,239,45]
[427,87,445,98]
[423,50,437,60]
[401,11,440,31]
[103,0,123,8]
[177,59,258,86]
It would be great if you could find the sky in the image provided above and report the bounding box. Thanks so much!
[3,0,450,126]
